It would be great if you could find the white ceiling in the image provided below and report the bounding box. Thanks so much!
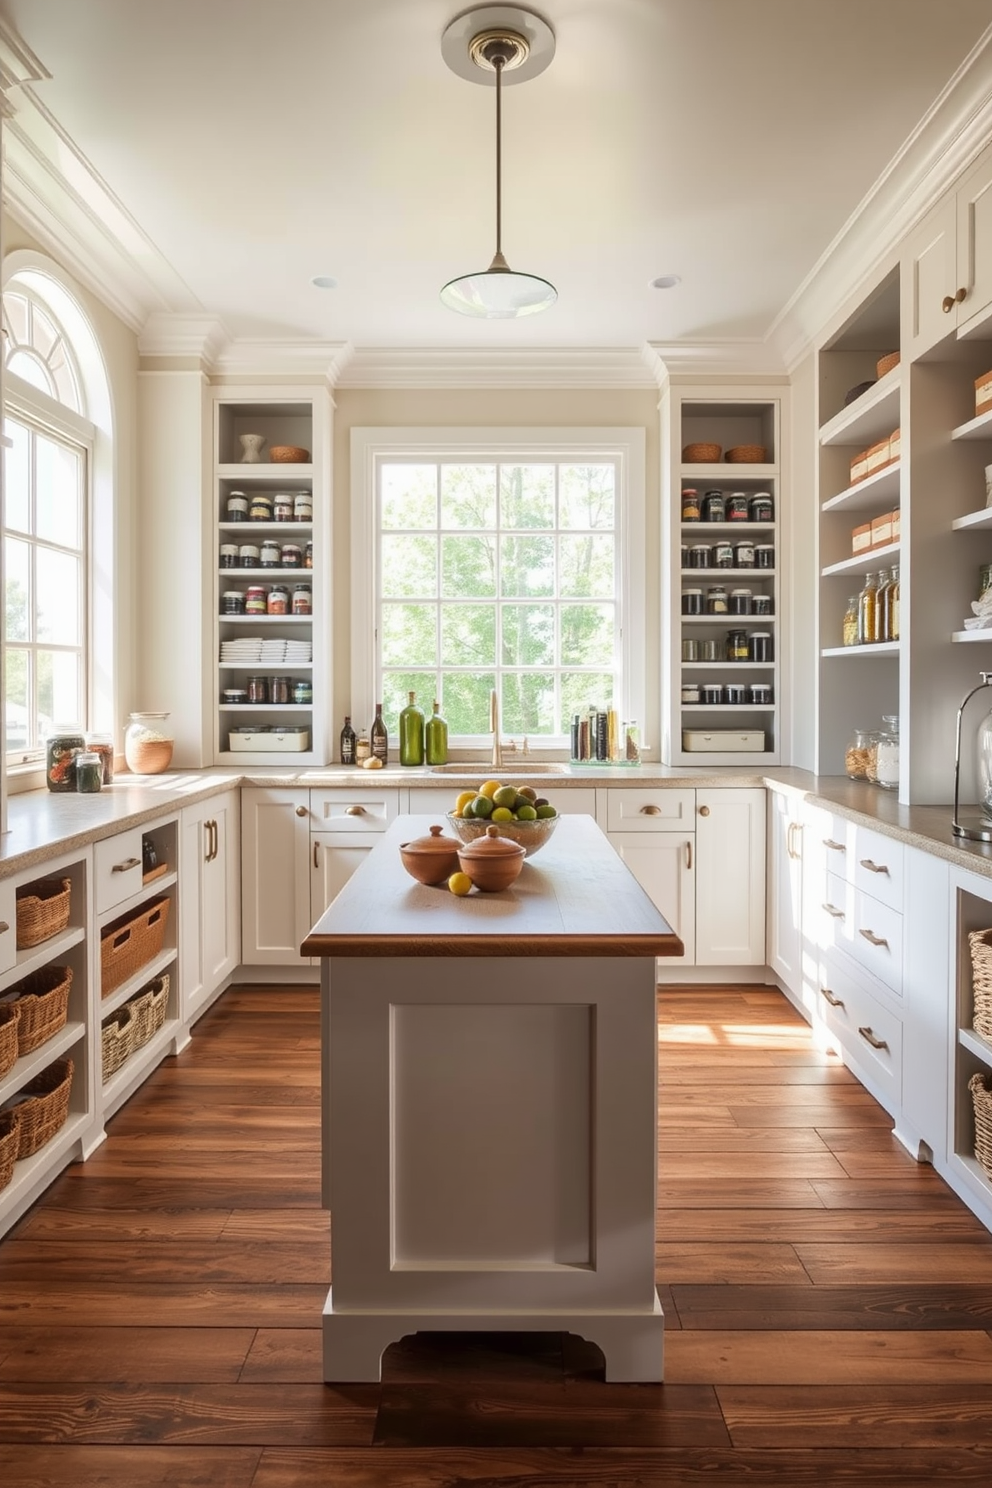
[4,0,992,355]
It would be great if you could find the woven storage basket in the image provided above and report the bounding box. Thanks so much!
[0,1003,20,1079]
[15,877,71,950]
[969,1071,992,1181]
[268,444,309,463]
[127,974,170,1050]
[101,1006,135,1083]
[14,1057,73,1158]
[682,442,722,463]
[101,897,171,998]
[10,964,72,1056]
[876,351,900,379]
[0,1108,21,1193]
[968,929,992,1041]
[725,444,767,463]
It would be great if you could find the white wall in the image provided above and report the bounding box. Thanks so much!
[788,353,817,770]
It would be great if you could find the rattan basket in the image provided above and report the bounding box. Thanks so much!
[268,445,309,463]
[14,1057,73,1158]
[10,965,72,1055]
[101,897,171,998]
[126,974,170,1050]
[0,1108,21,1193]
[876,351,900,379]
[969,1070,992,1180]
[968,928,992,1041]
[725,444,767,463]
[101,1006,135,1083]
[15,877,72,950]
[682,442,722,463]
[0,1003,19,1079]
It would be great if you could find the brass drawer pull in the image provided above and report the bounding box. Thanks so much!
[859,858,889,875]
[640,804,662,815]
[685,840,692,870]
[942,287,967,312]
[820,987,845,1008]
[112,857,142,873]
[823,838,845,851]
[858,1026,889,1051]
[859,928,889,948]
[345,805,365,817]
[822,902,845,919]
[0,920,9,934]
[314,842,320,869]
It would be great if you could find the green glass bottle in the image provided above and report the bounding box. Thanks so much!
[425,699,448,766]
[398,690,425,766]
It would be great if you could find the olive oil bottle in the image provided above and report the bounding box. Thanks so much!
[425,700,448,766]
[398,691,425,767]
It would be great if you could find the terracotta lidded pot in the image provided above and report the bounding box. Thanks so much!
[398,824,461,886]
[456,824,526,892]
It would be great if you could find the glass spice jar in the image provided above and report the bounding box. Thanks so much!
[845,727,873,780]
[75,750,103,793]
[46,726,85,792]
[875,715,900,790]
[681,488,701,521]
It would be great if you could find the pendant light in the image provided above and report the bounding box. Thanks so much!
[440,10,557,319]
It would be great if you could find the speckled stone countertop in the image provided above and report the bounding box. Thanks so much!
[3,763,992,883]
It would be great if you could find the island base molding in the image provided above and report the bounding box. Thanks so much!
[322,1290,666,1383]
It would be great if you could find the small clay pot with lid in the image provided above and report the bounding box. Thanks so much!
[399,824,462,886]
[456,824,526,892]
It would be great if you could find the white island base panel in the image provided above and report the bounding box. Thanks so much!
[321,954,663,1383]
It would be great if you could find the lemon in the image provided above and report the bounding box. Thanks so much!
[479,779,503,800]
[493,785,518,809]
[491,806,514,822]
[454,790,476,816]
[448,871,473,896]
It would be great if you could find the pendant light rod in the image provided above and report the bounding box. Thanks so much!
[494,53,504,265]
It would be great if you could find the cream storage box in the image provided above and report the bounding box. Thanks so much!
[228,727,311,752]
[682,729,766,753]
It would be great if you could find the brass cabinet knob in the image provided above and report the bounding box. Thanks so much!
[698,805,710,817]
[296,805,308,817]
[942,286,967,312]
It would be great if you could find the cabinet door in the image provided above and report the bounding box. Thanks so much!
[181,792,241,1013]
[957,144,992,336]
[609,831,694,965]
[902,194,957,359]
[241,788,311,965]
[311,832,381,927]
[0,880,17,976]
[767,789,803,993]
[695,788,766,965]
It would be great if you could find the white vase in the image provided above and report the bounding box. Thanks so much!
[239,433,266,464]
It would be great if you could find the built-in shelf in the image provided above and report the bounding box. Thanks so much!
[218,522,311,535]
[219,662,312,671]
[99,948,177,1021]
[952,630,992,643]
[819,365,901,448]
[217,568,311,581]
[952,508,992,532]
[681,614,777,625]
[951,407,992,441]
[960,1026,992,1068]
[821,462,901,513]
[0,1020,86,1104]
[218,615,312,625]
[680,464,778,480]
[219,704,312,713]
[821,642,900,657]
[217,463,313,479]
[681,704,776,712]
[682,661,776,671]
[681,522,775,534]
[821,541,900,578]
[680,568,777,579]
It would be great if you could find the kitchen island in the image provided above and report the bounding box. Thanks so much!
[302,812,683,1382]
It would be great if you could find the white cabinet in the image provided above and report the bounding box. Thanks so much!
[241,788,313,966]
[0,880,17,977]
[312,833,382,924]
[904,144,992,358]
[767,787,804,994]
[180,790,241,1020]
[609,830,694,965]
[695,788,766,965]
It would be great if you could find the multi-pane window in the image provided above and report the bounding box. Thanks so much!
[377,458,621,741]
[3,290,81,411]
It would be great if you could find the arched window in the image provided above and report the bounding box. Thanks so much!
[3,280,96,764]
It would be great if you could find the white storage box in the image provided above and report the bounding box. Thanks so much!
[682,729,766,753]
[228,728,310,753]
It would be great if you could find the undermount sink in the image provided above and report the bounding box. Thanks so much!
[429,762,570,775]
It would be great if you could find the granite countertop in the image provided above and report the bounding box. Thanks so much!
[3,762,992,885]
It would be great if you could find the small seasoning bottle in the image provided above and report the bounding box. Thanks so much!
[355,730,372,765]
[340,715,357,765]
[267,586,289,615]
[702,490,726,522]
[858,573,879,645]
[291,584,312,615]
[706,585,729,614]
[681,488,701,522]
[247,675,269,704]
[75,750,103,793]
[727,628,750,662]
[249,493,274,522]
[842,594,859,647]
[225,491,249,521]
[273,494,294,522]
[270,676,291,705]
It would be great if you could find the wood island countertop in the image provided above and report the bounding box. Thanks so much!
[301,813,684,958]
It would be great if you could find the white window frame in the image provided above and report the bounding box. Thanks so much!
[3,373,94,766]
[351,427,645,751]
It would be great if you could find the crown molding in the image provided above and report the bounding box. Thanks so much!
[212,338,354,384]
[0,19,50,93]
[769,24,992,370]
[137,313,229,363]
[646,340,787,382]
[336,346,658,389]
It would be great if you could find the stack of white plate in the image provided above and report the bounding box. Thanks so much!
[220,637,263,662]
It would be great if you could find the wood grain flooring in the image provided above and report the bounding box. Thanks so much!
[2,983,992,1484]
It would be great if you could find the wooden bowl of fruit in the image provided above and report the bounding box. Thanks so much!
[446,781,559,858]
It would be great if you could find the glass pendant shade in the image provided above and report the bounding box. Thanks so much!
[440,262,557,318]
[978,703,992,818]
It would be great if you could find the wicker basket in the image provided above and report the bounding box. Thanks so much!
[969,1070,992,1181]
[725,444,767,463]
[968,929,992,1041]
[10,965,72,1056]
[682,442,722,463]
[268,445,309,463]
[126,974,170,1050]
[14,1058,73,1158]
[0,1003,20,1079]
[0,1109,21,1193]
[15,877,72,950]
[876,351,900,379]
[101,897,171,998]
[101,1006,135,1083]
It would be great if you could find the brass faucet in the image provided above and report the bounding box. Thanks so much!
[490,688,502,770]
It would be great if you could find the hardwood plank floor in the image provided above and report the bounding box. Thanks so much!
[2,983,992,1484]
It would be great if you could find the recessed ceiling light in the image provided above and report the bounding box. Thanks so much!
[311,275,337,290]
[650,275,681,290]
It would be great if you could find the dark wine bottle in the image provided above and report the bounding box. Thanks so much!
[340,715,356,766]
[371,702,388,763]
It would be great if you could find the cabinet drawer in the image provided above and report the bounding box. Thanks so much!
[94,828,145,914]
[309,790,399,833]
[852,825,904,912]
[606,788,694,832]
[817,951,902,1111]
[0,880,16,975]
[821,872,903,996]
